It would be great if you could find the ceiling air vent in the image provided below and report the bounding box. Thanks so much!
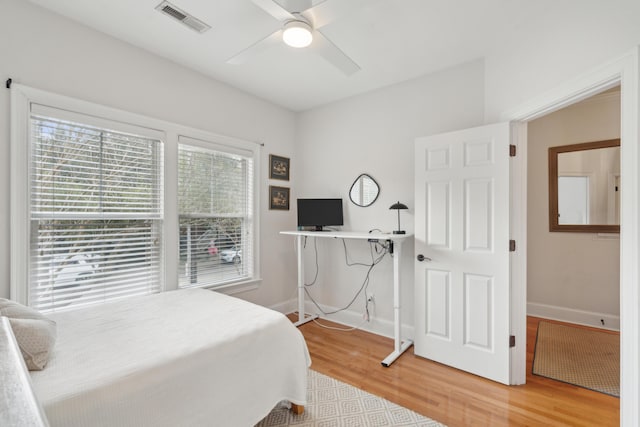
[155,1,211,34]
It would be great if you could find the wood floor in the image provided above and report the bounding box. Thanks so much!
[291,315,619,426]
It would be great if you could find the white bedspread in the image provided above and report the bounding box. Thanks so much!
[30,289,310,427]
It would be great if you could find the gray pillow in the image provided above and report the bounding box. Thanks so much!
[0,299,57,370]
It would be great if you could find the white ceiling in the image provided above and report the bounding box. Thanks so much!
[28,0,555,111]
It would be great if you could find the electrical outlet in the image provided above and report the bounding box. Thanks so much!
[367,294,375,303]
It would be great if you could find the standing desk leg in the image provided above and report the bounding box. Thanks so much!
[381,239,413,366]
[294,234,317,327]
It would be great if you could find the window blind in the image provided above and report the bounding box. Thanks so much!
[30,115,163,312]
[178,143,254,288]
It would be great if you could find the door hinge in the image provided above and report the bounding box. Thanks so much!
[509,144,516,157]
[509,240,516,252]
[509,335,516,348]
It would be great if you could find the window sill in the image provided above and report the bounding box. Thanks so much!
[201,278,262,295]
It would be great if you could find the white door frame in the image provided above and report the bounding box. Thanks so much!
[503,47,639,426]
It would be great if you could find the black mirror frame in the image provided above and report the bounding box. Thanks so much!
[349,173,380,207]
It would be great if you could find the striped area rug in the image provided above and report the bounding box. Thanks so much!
[256,369,445,426]
[532,321,620,397]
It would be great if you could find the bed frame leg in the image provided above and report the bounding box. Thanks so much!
[290,403,304,415]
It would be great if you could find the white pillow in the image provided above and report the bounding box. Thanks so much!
[0,299,57,370]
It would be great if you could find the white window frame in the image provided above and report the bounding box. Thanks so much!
[177,136,257,291]
[10,84,261,306]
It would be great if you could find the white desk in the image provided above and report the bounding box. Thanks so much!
[280,230,413,367]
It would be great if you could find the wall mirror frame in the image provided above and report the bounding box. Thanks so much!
[349,173,380,207]
[548,138,620,233]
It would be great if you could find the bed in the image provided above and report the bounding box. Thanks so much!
[27,288,311,426]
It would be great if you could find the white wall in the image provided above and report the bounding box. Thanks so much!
[527,91,621,328]
[294,60,485,335]
[485,0,640,121]
[0,0,298,307]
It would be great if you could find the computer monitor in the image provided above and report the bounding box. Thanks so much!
[297,198,344,231]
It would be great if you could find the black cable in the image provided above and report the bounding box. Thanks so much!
[304,261,375,315]
[304,239,388,316]
[342,239,369,267]
[362,241,388,317]
[341,239,388,267]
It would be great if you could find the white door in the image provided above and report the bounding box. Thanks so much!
[414,122,511,384]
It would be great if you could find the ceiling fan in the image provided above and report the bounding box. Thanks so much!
[226,0,361,76]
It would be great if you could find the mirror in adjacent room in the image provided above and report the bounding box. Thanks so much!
[549,139,620,232]
[349,174,380,207]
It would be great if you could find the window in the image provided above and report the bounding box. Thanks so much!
[558,176,590,224]
[11,85,261,312]
[178,139,254,288]
[28,110,163,312]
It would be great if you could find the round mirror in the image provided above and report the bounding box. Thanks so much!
[349,173,380,207]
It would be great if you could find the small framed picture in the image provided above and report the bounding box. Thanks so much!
[269,186,290,210]
[269,154,290,181]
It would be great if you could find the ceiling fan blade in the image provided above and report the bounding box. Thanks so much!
[312,30,360,76]
[275,0,322,13]
[252,0,295,21]
[304,0,368,29]
[226,29,283,65]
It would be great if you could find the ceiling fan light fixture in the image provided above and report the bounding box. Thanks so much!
[282,20,313,48]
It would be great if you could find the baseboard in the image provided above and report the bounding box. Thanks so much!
[273,298,415,341]
[527,302,620,331]
[269,298,297,315]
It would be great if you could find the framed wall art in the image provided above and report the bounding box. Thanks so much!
[269,154,290,181]
[269,186,290,210]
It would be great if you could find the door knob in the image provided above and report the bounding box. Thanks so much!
[417,254,431,262]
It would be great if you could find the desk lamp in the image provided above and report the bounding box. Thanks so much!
[389,201,408,234]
